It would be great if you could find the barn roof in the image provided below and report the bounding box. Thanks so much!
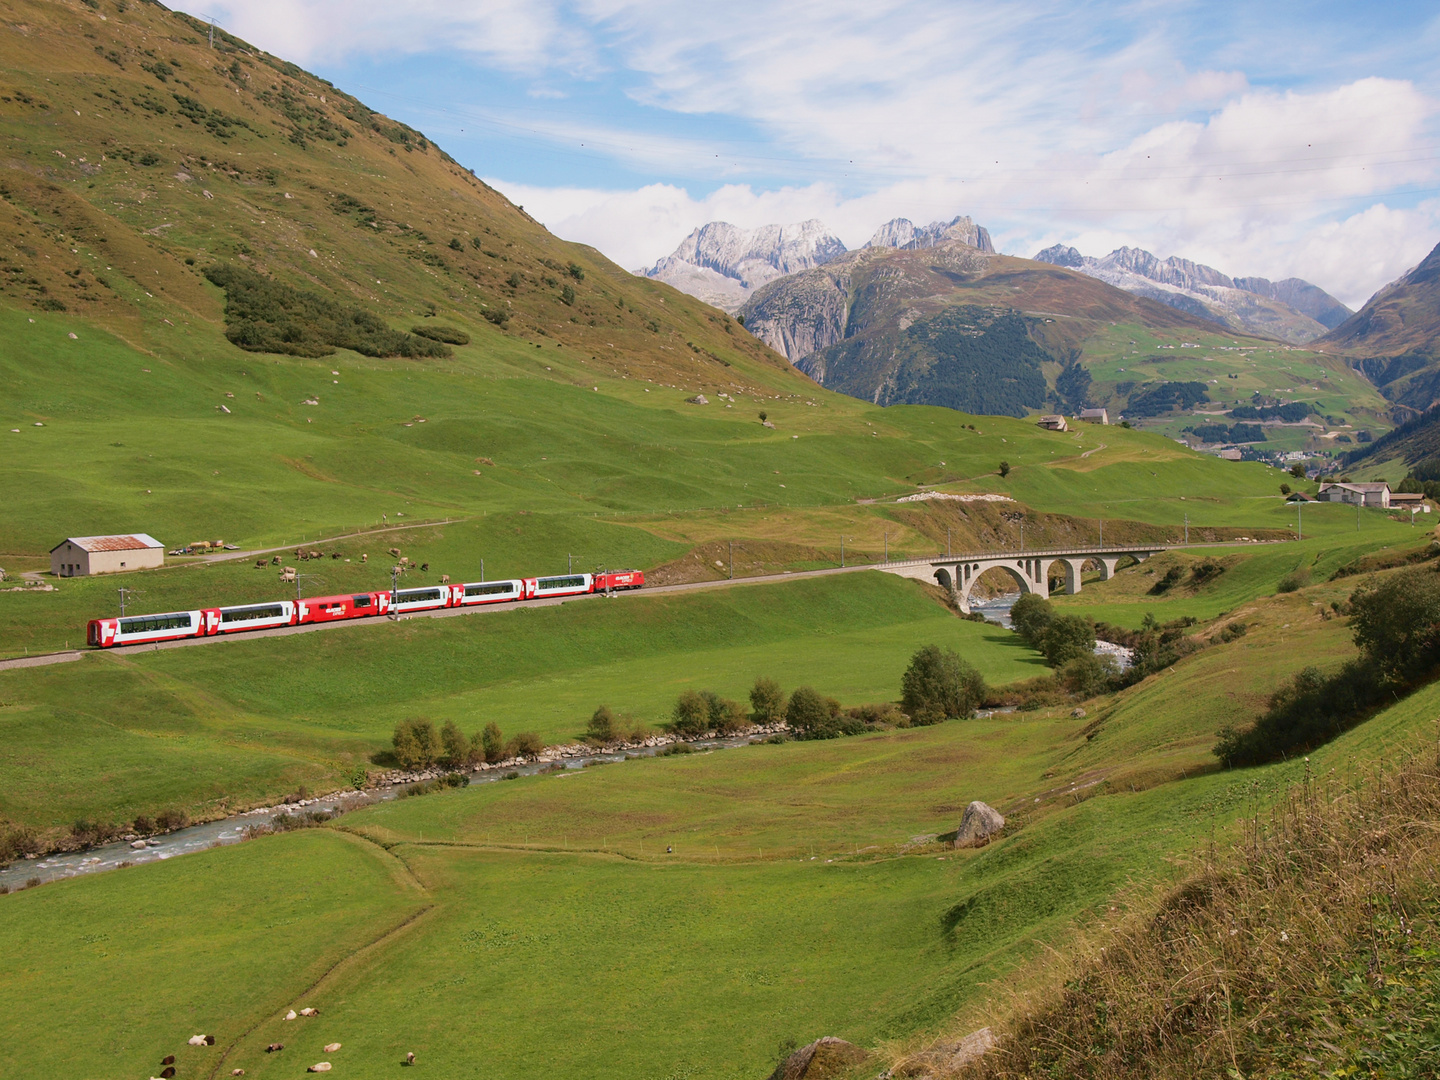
[51,533,163,554]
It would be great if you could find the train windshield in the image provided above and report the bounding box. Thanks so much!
[220,604,286,623]
[536,576,587,590]
[465,582,516,597]
[351,595,372,608]
[119,612,194,634]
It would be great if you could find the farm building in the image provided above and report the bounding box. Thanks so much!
[1316,482,1390,508]
[1036,414,1069,431]
[50,534,164,577]
[1079,408,1109,424]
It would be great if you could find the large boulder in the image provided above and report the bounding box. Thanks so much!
[955,801,1005,847]
[768,1037,869,1080]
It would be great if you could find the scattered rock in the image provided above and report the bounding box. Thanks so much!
[955,801,1005,848]
[324,1042,341,1053]
[1071,707,1086,718]
[686,394,709,405]
[762,420,776,429]
[769,1037,869,1080]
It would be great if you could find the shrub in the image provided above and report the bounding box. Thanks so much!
[480,721,504,763]
[567,261,585,281]
[1189,558,1225,585]
[410,323,470,345]
[659,742,694,756]
[440,720,469,766]
[132,814,155,834]
[900,645,987,724]
[1214,660,1385,766]
[204,264,453,359]
[1276,567,1310,593]
[155,808,189,831]
[846,702,908,728]
[1009,593,1054,647]
[2,826,40,862]
[672,690,711,737]
[749,676,786,723]
[1218,621,1248,643]
[786,685,841,738]
[138,150,160,166]
[507,271,521,288]
[999,460,1011,477]
[449,237,463,251]
[505,731,544,758]
[710,696,751,735]
[1041,615,1096,667]
[1148,565,1183,594]
[1058,653,1118,698]
[393,718,440,769]
[561,284,576,306]
[588,705,618,743]
[1279,482,1291,495]
[482,307,510,327]
[1349,566,1440,680]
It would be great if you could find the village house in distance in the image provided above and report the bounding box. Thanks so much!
[1317,482,1391,508]
[50,534,164,577]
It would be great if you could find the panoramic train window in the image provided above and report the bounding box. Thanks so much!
[120,613,194,634]
[351,595,372,607]
[465,582,517,596]
[537,576,586,589]
[221,605,286,623]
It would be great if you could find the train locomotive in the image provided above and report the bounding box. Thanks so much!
[86,569,645,648]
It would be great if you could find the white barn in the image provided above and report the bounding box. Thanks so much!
[50,534,164,577]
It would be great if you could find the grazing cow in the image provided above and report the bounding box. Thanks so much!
[266,1044,284,1053]
[271,554,281,565]
[331,552,341,559]
[420,563,429,572]
[388,547,402,558]
[307,1064,332,1073]
[160,1068,176,1079]
[255,560,267,569]
[299,1007,318,1016]
[440,575,449,584]
[188,1036,207,1047]
[161,1056,175,1066]
[324,1042,341,1053]
[361,553,368,563]
[309,550,320,560]
[406,1052,416,1066]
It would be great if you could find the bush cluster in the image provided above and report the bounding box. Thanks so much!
[585,706,651,745]
[672,689,750,737]
[410,323,470,345]
[900,644,987,723]
[205,265,453,359]
[392,718,544,768]
[1010,595,1096,666]
[1216,566,1440,766]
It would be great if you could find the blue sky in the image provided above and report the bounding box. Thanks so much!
[202,1,1440,306]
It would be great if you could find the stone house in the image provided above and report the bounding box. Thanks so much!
[50,534,164,577]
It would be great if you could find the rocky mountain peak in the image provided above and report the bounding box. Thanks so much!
[865,215,995,254]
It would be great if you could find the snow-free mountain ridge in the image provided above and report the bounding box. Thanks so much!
[641,215,993,313]
[1033,244,1351,344]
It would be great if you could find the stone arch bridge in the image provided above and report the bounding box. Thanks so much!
[876,545,1166,613]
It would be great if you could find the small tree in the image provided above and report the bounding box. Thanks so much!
[786,685,839,738]
[1349,567,1440,680]
[480,721,504,763]
[1289,463,1307,479]
[998,460,1011,478]
[1279,482,1291,496]
[672,690,711,737]
[750,677,786,723]
[900,645,987,724]
[1059,652,1118,697]
[1042,615,1096,667]
[1009,593,1055,647]
[588,705,618,743]
[440,720,468,766]
[710,696,750,735]
[759,410,768,422]
[561,284,576,306]
[448,237,463,251]
[393,719,438,769]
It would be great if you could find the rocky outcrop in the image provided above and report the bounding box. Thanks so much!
[955,801,1005,847]
[1032,244,1352,343]
[885,1027,995,1079]
[866,215,994,254]
[741,265,854,363]
[768,1038,869,1080]
[643,220,846,313]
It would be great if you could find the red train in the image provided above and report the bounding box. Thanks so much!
[87,570,646,648]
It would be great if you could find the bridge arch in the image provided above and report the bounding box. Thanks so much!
[958,562,1034,613]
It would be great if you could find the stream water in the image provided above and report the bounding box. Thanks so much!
[0,734,762,890]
